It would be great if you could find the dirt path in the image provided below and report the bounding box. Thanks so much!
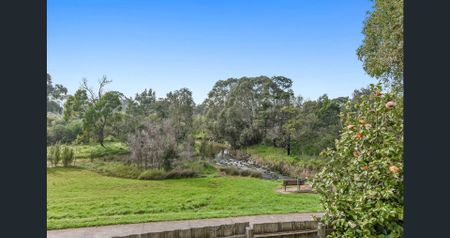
[47,212,324,238]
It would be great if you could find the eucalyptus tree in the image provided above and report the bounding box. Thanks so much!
[165,88,195,144]
[47,73,68,113]
[63,76,123,146]
[204,76,295,149]
[357,0,403,88]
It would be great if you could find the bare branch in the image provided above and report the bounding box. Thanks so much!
[98,75,112,98]
[81,78,97,102]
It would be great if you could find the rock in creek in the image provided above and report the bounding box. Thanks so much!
[214,152,291,180]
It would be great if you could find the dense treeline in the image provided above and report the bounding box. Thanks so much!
[48,74,352,161]
[201,76,349,156]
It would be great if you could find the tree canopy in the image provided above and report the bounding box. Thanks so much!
[357,0,403,87]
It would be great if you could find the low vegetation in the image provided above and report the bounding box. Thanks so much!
[47,168,322,229]
[218,167,262,178]
[79,160,217,180]
[47,141,129,160]
[243,145,327,178]
[47,143,75,167]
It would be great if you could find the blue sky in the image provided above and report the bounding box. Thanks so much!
[48,0,375,104]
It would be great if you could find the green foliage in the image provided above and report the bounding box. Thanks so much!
[63,77,123,146]
[357,0,403,87]
[47,73,68,113]
[80,159,218,180]
[204,76,294,148]
[47,116,83,144]
[164,169,197,179]
[165,88,195,143]
[61,146,75,167]
[138,169,166,180]
[47,167,321,229]
[245,145,327,177]
[218,167,262,178]
[219,167,241,176]
[284,95,348,156]
[56,141,129,159]
[314,84,403,237]
[47,143,62,167]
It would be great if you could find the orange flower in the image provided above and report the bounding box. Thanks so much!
[356,132,363,140]
[389,165,400,173]
[375,91,382,97]
[361,166,369,171]
[385,101,396,109]
[347,124,355,130]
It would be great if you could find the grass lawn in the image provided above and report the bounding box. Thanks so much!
[47,167,322,230]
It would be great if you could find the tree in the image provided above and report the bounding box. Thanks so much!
[63,76,123,146]
[314,85,403,237]
[83,91,122,146]
[357,0,403,87]
[47,73,68,113]
[128,119,177,170]
[126,89,157,117]
[203,76,294,149]
[165,88,195,144]
[63,89,89,120]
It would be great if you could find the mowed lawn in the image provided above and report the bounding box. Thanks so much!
[47,168,322,229]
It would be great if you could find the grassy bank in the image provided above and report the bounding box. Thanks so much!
[243,145,328,178]
[47,167,321,229]
[79,160,218,180]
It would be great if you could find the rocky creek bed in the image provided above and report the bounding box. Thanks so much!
[214,150,291,180]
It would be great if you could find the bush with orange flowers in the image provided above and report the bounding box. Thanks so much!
[314,84,403,237]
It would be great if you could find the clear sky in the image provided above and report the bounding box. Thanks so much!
[48,0,375,104]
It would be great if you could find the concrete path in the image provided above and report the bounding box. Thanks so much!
[47,212,324,238]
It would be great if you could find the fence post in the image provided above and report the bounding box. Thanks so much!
[246,226,253,238]
[317,222,326,238]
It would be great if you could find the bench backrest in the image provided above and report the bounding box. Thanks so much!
[282,179,306,186]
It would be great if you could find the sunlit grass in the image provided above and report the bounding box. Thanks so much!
[47,167,322,229]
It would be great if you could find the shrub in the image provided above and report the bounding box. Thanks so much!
[47,143,62,167]
[138,169,166,180]
[219,167,261,178]
[314,84,403,237]
[61,146,75,167]
[239,169,251,177]
[219,167,240,176]
[47,119,83,144]
[249,170,262,178]
[164,169,197,179]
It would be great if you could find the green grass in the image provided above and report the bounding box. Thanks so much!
[47,167,322,229]
[48,141,129,159]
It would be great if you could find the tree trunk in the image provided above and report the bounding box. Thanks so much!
[286,133,291,156]
[98,128,105,147]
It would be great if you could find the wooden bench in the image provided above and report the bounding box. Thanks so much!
[282,178,306,192]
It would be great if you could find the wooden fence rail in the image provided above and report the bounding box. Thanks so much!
[112,221,331,238]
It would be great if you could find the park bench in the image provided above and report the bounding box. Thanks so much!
[282,178,306,192]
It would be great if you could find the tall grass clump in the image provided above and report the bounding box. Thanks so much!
[61,146,75,167]
[47,143,61,167]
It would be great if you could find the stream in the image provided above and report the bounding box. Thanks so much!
[213,150,291,180]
